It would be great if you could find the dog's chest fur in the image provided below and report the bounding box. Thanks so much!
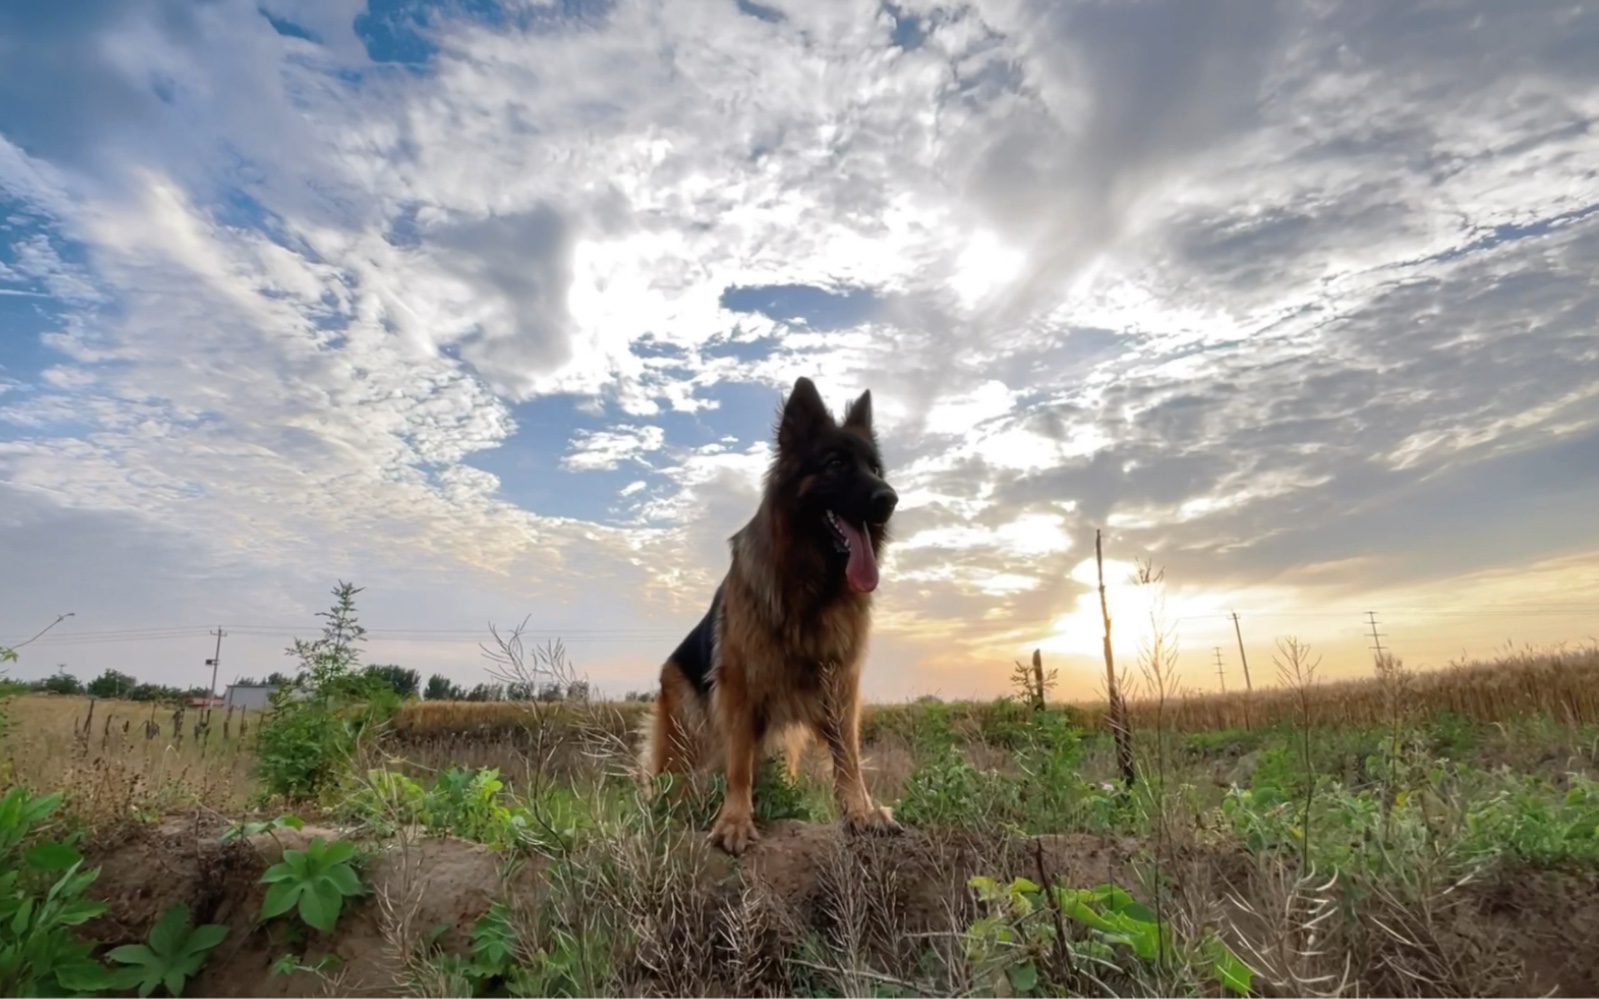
[719,527,872,686]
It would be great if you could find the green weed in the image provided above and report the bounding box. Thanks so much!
[259,836,367,934]
[105,903,228,998]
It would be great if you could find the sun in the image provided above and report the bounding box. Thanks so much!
[950,230,1027,309]
[1035,556,1237,668]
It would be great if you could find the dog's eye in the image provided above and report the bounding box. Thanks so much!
[825,454,846,471]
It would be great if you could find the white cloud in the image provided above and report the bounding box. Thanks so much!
[561,424,666,471]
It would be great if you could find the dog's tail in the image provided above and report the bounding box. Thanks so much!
[634,697,661,793]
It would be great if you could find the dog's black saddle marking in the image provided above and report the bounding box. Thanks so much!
[669,581,723,699]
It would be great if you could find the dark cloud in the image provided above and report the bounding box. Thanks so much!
[432,205,577,388]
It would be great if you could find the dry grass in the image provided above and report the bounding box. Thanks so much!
[1071,641,1599,734]
[388,698,644,739]
[1,694,257,819]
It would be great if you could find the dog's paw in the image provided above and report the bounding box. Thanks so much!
[843,804,903,837]
[708,810,760,856]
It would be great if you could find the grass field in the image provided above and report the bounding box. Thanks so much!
[4,640,1599,997]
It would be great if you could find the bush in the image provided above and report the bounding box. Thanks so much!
[255,581,402,803]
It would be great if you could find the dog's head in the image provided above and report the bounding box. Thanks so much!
[769,376,897,594]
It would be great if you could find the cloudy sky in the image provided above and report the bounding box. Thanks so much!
[3,0,1596,702]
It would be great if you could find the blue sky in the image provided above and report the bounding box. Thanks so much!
[3,0,1599,699]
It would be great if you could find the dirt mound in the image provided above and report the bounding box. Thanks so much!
[80,817,1599,997]
[85,819,538,997]
[739,820,1141,923]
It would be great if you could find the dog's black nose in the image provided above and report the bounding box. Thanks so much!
[869,486,898,523]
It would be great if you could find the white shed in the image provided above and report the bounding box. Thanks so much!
[222,683,279,711]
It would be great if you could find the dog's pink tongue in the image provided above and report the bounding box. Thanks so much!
[838,519,878,593]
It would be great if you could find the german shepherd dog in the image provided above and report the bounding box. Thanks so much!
[642,376,901,855]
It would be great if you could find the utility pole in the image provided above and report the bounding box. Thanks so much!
[1230,612,1254,694]
[1213,646,1227,693]
[1230,611,1254,729]
[1366,611,1387,663]
[206,628,226,709]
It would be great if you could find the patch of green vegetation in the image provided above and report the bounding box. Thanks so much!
[0,786,114,996]
[964,874,1253,997]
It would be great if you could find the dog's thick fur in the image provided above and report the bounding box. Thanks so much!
[641,376,901,855]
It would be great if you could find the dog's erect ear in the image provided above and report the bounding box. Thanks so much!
[842,389,873,434]
[778,376,832,452]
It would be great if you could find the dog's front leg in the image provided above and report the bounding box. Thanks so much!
[708,671,760,856]
[819,664,901,837]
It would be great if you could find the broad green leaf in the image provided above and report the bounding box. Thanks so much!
[185,922,229,956]
[24,841,82,872]
[55,957,117,992]
[164,968,188,997]
[323,863,364,897]
[107,943,157,966]
[12,896,34,934]
[149,903,192,956]
[316,839,358,867]
[261,880,301,921]
[1201,935,1255,995]
[297,879,341,933]
[1008,961,1039,994]
[56,896,109,926]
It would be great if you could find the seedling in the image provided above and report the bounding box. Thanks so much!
[106,902,228,998]
[259,837,366,934]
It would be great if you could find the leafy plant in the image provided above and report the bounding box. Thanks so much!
[0,787,113,996]
[254,581,402,803]
[894,748,1021,829]
[422,901,534,997]
[753,757,826,823]
[106,903,228,998]
[963,875,1051,996]
[964,875,1255,997]
[260,837,366,934]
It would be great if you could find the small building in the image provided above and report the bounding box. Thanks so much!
[222,683,279,711]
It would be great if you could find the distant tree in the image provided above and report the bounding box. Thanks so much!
[361,664,420,698]
[622,689,657,703]
[535,682,565,703]
[263,671,292,686]
[86,669,138,699]
[40,668,83,696]
[127,683,168,702]
[424,673,464,701]
[565,680,591,703]
[464,683,504,702]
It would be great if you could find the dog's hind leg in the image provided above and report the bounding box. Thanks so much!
[641,662,699,799]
